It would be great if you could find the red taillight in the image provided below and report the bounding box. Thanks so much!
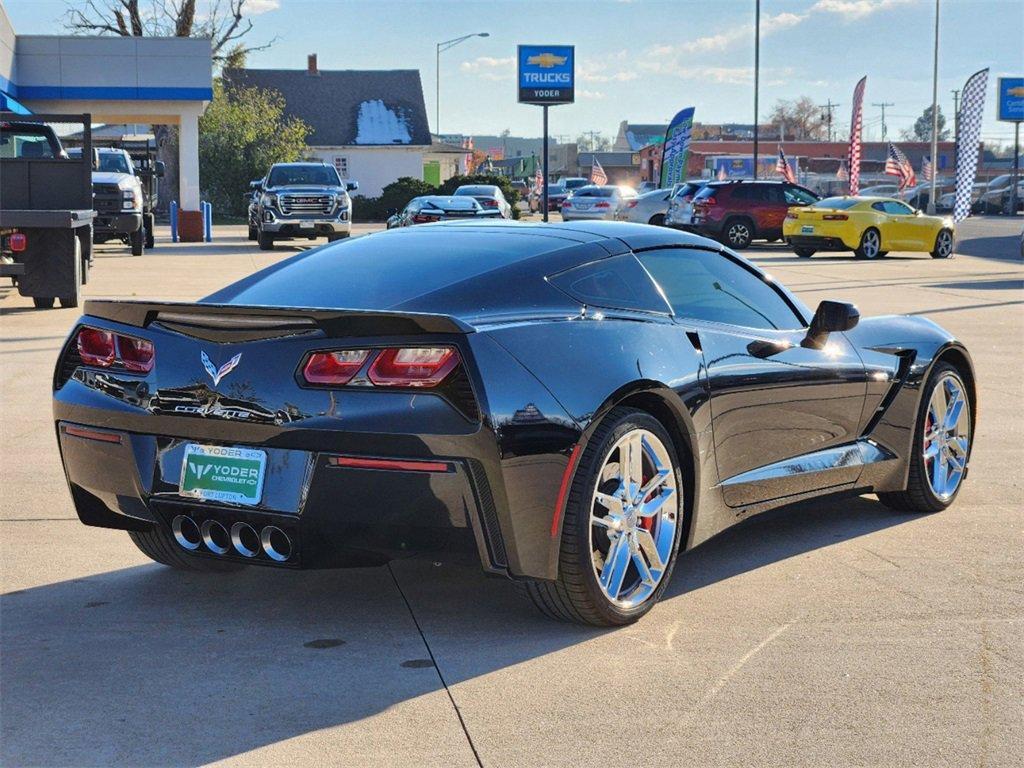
[303,350,369,385]
[117,335,155,373]
[77,328,116,367]
[700,196,717,206]
[785,212,800,220]
[626,200,638,209]
[482,199,499,208]
[368,347,460,388]
[75,327,155,372]
[562,200,571,208]
[8,233,27,252]
[412,214,437,224]
[595,201,611,209]
[823,213,849,221]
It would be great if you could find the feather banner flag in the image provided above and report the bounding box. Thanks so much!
[953,68,989,222]
[659,107,695,188]
[847,76,867,195]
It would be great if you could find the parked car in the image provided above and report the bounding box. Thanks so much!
[52,221,977,625]
[664,181,709,230]
[561,177,589,193]
[452,184,513,219]
[636,181,659,194]
[690,180,820,249]
[254,162,358,250]
[386,196,500,228]
[783,196,955,259]
[619,187,673,225]
[535,183,568,212]
[977,176,1024,214]
[561,185,638,221]
[67,147,147,255]
[858,184,900,197]
[938,182,986,213]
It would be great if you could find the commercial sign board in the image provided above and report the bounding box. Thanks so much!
[517,45,574,105]
[997,77,1024,122]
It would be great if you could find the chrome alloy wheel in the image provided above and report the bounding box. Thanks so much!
[589,429,678,608]
[934,229,954,258]
[860,229,881,258]
[923,373,971,500]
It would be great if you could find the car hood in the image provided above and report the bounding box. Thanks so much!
[92,171,135,185]
[266,185,344,195]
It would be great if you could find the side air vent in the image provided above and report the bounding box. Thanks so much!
[55,337,83,389]
[445,367,480,422]
[466,459,507,568]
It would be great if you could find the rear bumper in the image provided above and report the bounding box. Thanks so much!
[561,210,616,221]
[785,234,854,251]
[56,419,506,572]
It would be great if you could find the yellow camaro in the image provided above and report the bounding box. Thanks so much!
[783,196,955,259]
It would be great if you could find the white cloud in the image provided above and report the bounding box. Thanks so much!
[459,56,515,81]
[577,89,607,100]
[811,0,914,21]
[578,57,638,83]
[243,0,280,14]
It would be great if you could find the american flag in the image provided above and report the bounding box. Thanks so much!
[847,75,867,195]
[885,142,917,190]
[776,146,796,184]
[590,156,608,185]
[717,165,728,181]
[836,160,849,181]
[534,155,543,193]
[921,155,934,182]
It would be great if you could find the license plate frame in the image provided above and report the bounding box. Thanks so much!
[180,444,267,506]
[298,220,317,229]
[801,225,815,234]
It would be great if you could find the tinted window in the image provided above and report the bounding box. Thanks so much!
[637,248,802,330]
[267,165,340,187]
[813,197,860,210]
[872,201,914,215]
[548,254,671,314]
[784,186,818,205]
[575,187,615,198]
[564,178,588,189]
[0,127,57,158]
[454,186,499,196]
[672,183,701,199]
[693,185,721,201]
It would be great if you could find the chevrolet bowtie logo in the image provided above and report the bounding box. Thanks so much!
[527,53,567,68]
[1008,86,1024,97]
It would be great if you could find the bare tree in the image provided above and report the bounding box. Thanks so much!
[65,0,274,60]
[64,0,275,211]
[768,96,827,141]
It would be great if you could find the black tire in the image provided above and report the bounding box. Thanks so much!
[794,247,816,258]
[326,232,350,242]
[931,228,955,259]
[854,227,882,259]
[877,251,889,258]
[129,225,144,256]
[248,225,258,241]
[33,297,55,309]
[877,362,971,513]
[128,526,244,572]
[257,230,275,251]
[648,214,666,227]
[722,217,754,249]
[144,213,156,249]
[517,406,685,626]
[58,239,83,308]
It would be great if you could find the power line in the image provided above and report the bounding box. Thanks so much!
[819,100,840,142]
[872,102,895,141]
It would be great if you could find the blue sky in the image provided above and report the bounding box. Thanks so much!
[6,0,1023,144]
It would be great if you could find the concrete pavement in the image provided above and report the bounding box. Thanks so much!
[2,218,1022,767]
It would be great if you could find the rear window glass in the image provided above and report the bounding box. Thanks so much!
[673,183,701,199]
[574,187,614,198]
[454,186,498,196]
[812,197,860,210]
[693,185,721,200]
[548,254,671,314]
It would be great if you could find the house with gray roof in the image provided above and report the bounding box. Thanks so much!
[224,56,465,196]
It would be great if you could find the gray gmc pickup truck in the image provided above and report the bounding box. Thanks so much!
[254,162,358,250]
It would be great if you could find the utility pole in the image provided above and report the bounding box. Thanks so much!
[819,100,840,142]
[873,102,895,141]
[753,0,761,178]
[581,130,602,152]
[927,0,940,214]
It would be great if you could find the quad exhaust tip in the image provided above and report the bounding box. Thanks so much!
[173,517,292,562]
[200,519,231,555]
[230,522,261,558]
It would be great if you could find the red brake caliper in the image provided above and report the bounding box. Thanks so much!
[640,467,655,531]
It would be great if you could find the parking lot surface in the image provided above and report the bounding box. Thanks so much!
[2,218,1022,767]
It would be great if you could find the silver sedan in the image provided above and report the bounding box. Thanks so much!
[560,185,637,221]
[618,188,673,225]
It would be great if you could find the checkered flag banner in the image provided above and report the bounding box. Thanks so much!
[847,76,867,195]
[954,68,989,222]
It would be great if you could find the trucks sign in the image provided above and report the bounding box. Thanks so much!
[518,45,574,105]
[997,77,1024,122]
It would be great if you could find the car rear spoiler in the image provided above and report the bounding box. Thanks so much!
[82,300,475,340]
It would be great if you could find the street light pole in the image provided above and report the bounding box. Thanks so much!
[435,32,490,136]
[753,0,760,179]
[927,0,940,214]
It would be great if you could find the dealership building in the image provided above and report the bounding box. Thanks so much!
[1,4,212,232]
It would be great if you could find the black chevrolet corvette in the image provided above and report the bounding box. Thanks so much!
[53,221,975,625]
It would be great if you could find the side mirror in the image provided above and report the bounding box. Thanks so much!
[802,300,859,349]
[346,181,359,192]
[90,148,100,170]
[155,160,166,178]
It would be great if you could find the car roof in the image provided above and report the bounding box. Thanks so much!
[270,161,329,168]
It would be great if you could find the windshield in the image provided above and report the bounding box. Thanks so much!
[267,165,341,187]
[812,197,861,210]
[454,186,498,196]
[563,178,588,189]
[87,152,132,174]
